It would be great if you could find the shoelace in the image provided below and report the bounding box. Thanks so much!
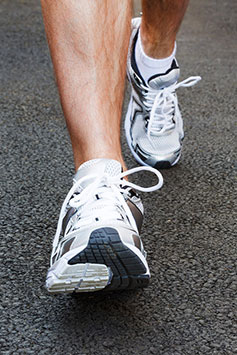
[50,166,163,265]
[141,76,201,139]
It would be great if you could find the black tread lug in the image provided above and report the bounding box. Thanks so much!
[68,227,149,291]
[154,161,172,169]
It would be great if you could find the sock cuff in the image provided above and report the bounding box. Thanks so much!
[136,30,177,70]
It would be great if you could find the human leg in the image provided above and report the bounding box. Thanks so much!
[41,0,163,293]
[141,0,190,59]
[41,0,132,170]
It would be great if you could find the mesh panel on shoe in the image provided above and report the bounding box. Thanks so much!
[138,131,180,154]
[74,159,122,183]
[104,160,122,176]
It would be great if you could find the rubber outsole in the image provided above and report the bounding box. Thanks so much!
[69,227,149,291]
[46,227,149,293]
[46,262,111,293]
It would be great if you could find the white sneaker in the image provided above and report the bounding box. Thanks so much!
[46,159,163,293]
[125,18,201,169]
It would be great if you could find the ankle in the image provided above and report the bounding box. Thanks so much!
[134,29,177,84]
[140,24,175,59]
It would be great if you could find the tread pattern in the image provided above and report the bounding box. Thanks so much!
[68,227,149,291]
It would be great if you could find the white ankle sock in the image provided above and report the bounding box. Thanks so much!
[135,30,177,84]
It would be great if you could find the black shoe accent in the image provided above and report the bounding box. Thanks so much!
[131,31,146,86]
[148,59,179,83]
[154,161,172,169]
[68,227,149,291]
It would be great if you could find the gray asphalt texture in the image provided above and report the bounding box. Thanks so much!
[1,0,236,354]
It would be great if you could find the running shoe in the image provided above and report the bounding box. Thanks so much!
[46,158,163,293]
[125,17,201,169]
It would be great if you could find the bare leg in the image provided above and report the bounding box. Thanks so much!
[141,0,189,58]
[41,0,132,170]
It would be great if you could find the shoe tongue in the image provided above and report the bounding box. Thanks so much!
[148,67,180,90]
[73,159,122,187]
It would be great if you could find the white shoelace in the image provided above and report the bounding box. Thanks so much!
[50,166,163,265]
[141,76,201,138]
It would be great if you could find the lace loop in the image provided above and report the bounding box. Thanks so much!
[141,76,201,138]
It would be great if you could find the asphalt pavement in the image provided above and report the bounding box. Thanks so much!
[1,0,236,354]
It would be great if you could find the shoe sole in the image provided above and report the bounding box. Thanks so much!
[124,98,182,169]
[46,227,150,294]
